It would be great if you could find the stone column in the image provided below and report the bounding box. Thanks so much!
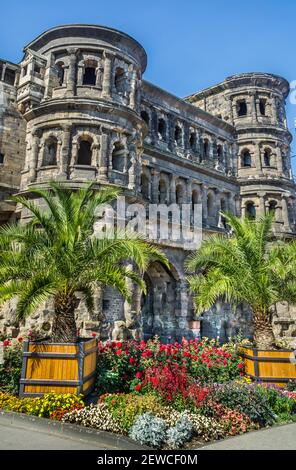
[201,184,208,225]
[256,143,262,171]
[250,92,258,122]
[270,94,278,125]
[215,189,221,226]
[66,49,77,96]
[276,145,283,173]
[102,52,113,99]
[128,141,138,190]
[170,174,177,204]
[1,63,6,81]
[151,169,160,204]
[29,130,41,183]
[43,53,54,99]
[99,131,109,181]
[281,197,291,231]
[58,125,71,178]
[128,68,137,110]
[258,193,266,216]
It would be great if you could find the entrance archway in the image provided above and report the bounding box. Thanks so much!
[141,261,178,342]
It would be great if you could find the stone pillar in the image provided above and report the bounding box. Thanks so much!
[151,169,160,204]
[102,52,113,99]
[66,49,77,96]
[281,197,291,231]
[58,125,71,178]
[201,184,208,225]
[215,189,221,226]
[128,68,137,110]
[128,141,138,190]
[170,174,177,204]
[270,94,278,125]
[250,92,258,122]
[276,145,283,173]
[1,63,6,81]
[29,130,41,183]
[99,131,109,181]
[43,53,54,99]
[256,143,262,171]
[258,193,266,216]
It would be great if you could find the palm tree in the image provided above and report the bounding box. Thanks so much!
[186,212,296,350]
[0,182,168,343]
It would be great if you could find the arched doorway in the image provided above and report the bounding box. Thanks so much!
[141,261,177,342]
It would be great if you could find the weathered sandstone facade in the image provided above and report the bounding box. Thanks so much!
[0,25,295,344]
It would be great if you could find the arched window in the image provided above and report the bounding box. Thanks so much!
[174,125,182,146]
[83,67,96,86]
[77,140,92,165]
[237,100,247,116]
[43,138,57,166]
[207,192,215,217]
[158,118,166,141]
[141,110,150,126]
[203,139,209,159]
[242,150,252,167]
[263,148,271,167]
[268,200,277,213]
[246,202,256,219]
[55,62,64,86]
[141,174,150,200]
[259,99,266,116]
[176,184,184,205]
[189,132,197,150]
[220,198,227,228]
[159,179,168,204]
[217,144,223,160]
[114,68,125,93]
[112,142,125,172]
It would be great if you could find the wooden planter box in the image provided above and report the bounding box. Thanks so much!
[19,338,97,397]
[239,346,296,386]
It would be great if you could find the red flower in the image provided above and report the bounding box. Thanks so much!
[91,332,97,337]
[3,339,10,347]
[17,337,23,342]
[135,384,141,392]
[129,357,136,365]
[115,349,122,356]
[238,363,244,369]
[116,342,122,348]
[135,371,143,379]
[192,355,197,361]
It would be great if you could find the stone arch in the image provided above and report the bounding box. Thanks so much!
[42,135,58,166]
[114,67,126,94]
[112,141,126,172]
[54,61,65,86]
[174,123,183,146]
[245,200,256,219]
[263,146,272,167]
[159,174,169,204]
[141,261,180,342]
[203,138,210,159]
[241,148,252,167]
[76,134,94,165]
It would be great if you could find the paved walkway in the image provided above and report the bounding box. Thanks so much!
[0,410,146,450]
[199,423,296,450]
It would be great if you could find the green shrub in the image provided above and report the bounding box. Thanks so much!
[0,338,23,395]
[256,386,296,421]
[205,383,275,427]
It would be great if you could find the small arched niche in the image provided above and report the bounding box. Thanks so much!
[77,138,93,165]
[112,141,125,172]
[43,137,58,166]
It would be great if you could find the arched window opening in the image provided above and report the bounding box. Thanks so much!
[176,184,184,205]
[207,192,215,217]
[158,118,166,140]
[217,144,223,160]
[220,198,227,227]
[114,68,125,93]
[43,139,57,166]
[246,202,256,220]
[203,139,210,159]
[237,100,247,116]
[174,125,182,146]
[189,132,197,150]
[242,150,252,167]
[77,140,92,165]
[83,67,96,86]
[259,99,266,116]
[4,68,15,86]
[112,142,125,172]
[264,148,271,167]
[141,174,150,200]
[56,62,64,86]
[268,200,277,214]
[141,110,150,126]
[0,153,5,164]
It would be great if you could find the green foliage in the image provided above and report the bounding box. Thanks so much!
[0,182,167,341]
[0,339,23,395]
[204,383,275,427]
[256,385,296,422]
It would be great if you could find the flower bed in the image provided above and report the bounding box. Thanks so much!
[1,336,295,449]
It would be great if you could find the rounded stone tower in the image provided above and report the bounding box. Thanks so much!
[188,72,296,235]
[16,24,147,198]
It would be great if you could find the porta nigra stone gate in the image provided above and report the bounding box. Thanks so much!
[0,24,296,345]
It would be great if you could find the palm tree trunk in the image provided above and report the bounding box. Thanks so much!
[253,311,276,350]
[51,293,77,343]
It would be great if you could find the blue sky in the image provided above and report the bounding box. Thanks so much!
[1,0,296,172]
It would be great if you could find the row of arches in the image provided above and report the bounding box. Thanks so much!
[141,109,227,159]
[39,135,126,171]
[240,146,279,169]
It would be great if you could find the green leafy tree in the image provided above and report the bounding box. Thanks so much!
[186,212,296,350]
[0,182,168,343]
